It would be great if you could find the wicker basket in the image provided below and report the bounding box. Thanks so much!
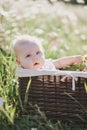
[17,68,87,122]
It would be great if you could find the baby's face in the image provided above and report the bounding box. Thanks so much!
[17,42,45,69]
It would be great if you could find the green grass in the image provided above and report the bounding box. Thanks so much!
[0,0,87,129]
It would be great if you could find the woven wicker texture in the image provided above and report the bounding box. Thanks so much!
[18,75,87,122]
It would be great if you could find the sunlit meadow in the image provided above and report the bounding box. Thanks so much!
[0,0,87,129]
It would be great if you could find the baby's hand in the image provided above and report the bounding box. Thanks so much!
[74,55,83,64]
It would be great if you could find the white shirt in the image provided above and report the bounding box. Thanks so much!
[42,59,56,70]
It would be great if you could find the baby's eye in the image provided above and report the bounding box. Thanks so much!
[36,51,40,55]
[26,54,31,58]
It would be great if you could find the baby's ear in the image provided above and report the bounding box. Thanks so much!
[16,58,20,65]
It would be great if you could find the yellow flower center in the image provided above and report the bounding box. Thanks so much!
[85,55,87,60]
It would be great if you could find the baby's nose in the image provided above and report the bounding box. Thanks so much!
[32,55,38,60]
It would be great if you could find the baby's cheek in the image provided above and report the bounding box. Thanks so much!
[22,59,30,67]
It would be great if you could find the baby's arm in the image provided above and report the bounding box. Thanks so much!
[53,55,83,69]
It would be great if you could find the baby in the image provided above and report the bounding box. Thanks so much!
[13,35,83,70]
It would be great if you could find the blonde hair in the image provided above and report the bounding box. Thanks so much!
[13,34,44,57]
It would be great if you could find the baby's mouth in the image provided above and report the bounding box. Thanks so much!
[34,62,39,66]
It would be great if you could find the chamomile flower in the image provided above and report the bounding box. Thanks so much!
[83,55,87,68]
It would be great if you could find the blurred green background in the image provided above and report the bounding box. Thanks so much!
[0,0,87,59]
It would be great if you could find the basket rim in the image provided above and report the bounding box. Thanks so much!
[16,67,87,78]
